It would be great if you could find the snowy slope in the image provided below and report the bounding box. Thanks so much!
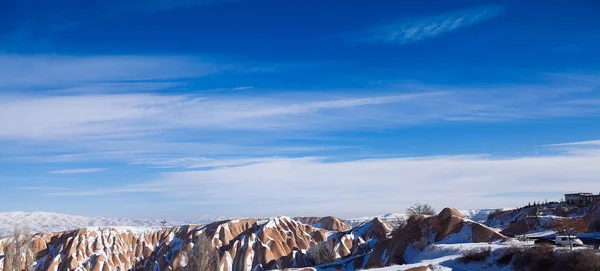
[458,209,499,223]
[0,211,222,236]
[293,239,533,271]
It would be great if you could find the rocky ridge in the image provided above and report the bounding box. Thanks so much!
[0,209,506,271]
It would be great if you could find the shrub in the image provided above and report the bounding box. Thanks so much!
[500,245,600,271]
[552,249,600,271]
[511,244,555,271]
[495,246,523,265]
[459,247,491,263]
[307,241,337,266]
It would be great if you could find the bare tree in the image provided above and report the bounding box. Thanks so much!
[410,217,440,251]
[552,218,588,250]
[22,229,34,271]
[307,241,337,266]
[3,227,34,271]
[406,203,436,216]
[182,235,219,271]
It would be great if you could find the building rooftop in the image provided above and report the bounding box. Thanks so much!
[565,192,594,196]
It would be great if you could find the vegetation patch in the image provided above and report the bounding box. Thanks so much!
[494,245,524,266]
[459,247,491,263]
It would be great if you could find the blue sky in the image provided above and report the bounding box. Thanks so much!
[1,0,600,220]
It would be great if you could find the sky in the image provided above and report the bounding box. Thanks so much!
[1,0,600,220]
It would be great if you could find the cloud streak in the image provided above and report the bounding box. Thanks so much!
[366,6,503,44]
[0,55,225,91]
[48,168,107,174]
[132,157,283,169]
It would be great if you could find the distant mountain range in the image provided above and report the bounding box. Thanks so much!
[0,212,224,237]
[346,209,497,227]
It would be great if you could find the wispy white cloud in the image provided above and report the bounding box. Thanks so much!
[46,144,600,217]
[232,86,253,90]
[0,55,224,90]
[1,81,599,141]
[0,92,439,139]
[48,168,107,174]
[19,186,68,191]
[548,140,600,147]
[547,139,600,157]
[366,6,503,44]
[132,157,283,169]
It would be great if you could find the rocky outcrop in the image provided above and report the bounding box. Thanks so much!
[472,223,505,242]
[500,217,543,236]
[375,208,506,266]
[296,208,507,270]
[486,206,538,227]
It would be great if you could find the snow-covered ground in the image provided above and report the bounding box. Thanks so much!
[0,211,223,236]
[295,240,534,271]
[369,241,600,271]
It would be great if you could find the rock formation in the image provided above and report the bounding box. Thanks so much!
[0,210,506,271]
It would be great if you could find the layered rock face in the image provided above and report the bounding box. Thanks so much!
[0,210,505,271]
[379,208,505,265]
[0,217,330,271]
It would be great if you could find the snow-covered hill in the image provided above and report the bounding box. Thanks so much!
[0,212,222,236]
[346,212,409,227]
[346,209,497,227]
